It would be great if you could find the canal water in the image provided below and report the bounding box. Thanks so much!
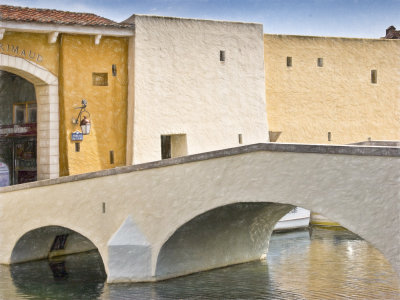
[1,227,399,299]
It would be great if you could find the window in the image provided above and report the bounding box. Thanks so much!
[371,70,377,84]
[317,58,323,67]
[92,72,108,86]
[161,134,187,159]
[161,135,171,159]
[238,134,243,144]
[13,102,36,124]
[286,56,292,67]
[220,50,225,62]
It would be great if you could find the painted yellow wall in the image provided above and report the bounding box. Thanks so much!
[0,31,59,75]
[59,34,128,176]
[264,34,400,144]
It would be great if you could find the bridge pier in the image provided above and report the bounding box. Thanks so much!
[107,203,293,282]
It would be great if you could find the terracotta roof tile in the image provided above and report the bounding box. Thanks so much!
[0,5,132,28]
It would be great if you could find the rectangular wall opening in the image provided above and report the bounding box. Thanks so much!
[317,57,323,67]
[220,50,225,62]
[371,70,377,84]
[161,134,187,159]
[286,56,292,67]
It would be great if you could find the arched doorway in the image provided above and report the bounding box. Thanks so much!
[0,54,59,183]
[0,70,37,185]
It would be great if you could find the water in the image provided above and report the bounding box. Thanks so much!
[1,227,399,299]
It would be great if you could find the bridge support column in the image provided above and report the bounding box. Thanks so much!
[107,216,152,283]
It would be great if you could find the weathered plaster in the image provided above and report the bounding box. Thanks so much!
[0,143,398,282]
[59,34,128,175]
[264,34,400,144]
[129,15,269,164]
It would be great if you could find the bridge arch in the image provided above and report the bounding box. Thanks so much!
[0,54,59,180]
[10,225,105,271]
[155,202,294,280]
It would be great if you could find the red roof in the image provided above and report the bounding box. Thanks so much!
[0,5,131,28]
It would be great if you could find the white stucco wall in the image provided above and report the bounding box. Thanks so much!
[129,15,269,164]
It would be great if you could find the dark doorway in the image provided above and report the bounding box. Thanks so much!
[0,71,37,186]
[161,135,171,159]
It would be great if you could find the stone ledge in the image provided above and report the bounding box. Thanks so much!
[1,142,399,193]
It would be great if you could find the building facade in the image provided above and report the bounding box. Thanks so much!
[264,34,400,144]
[0,5,269,186]
[0,5,398,188]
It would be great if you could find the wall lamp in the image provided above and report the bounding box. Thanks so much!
[72,99,91,135]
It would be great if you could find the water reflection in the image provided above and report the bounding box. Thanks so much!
[9,250,106,299]
[3,227,400,299]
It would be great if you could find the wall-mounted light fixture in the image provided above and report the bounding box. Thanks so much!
[72,99,91,135]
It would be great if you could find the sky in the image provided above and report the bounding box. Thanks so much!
[0,0,399,38]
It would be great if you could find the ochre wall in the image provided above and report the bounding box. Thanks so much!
[59,34,128,176]
[264,34,400,144]
[0,31,59,75]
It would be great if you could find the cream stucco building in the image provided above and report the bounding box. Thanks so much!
[264,34,400,145]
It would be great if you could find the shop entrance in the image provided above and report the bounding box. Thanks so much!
[0,71,37,186]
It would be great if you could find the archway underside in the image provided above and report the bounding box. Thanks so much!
[11,226,98,264]
[155,202,294,280]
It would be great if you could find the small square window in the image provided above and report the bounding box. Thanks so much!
[286,56,292,67]
[92,72,108,86]
[371,70,377,84]
[317,58,323,67]
[14,105,25,124]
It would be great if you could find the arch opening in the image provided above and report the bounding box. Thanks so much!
[10,226,106,297]
[0,70,37,186]
[0,54,59,182]
[11,226,102,265]
[155,202,293,280]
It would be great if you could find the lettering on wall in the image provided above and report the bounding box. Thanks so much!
[0,44,43,63]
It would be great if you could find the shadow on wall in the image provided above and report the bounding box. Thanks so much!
[155,202,294,281]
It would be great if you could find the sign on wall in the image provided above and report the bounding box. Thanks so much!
[71,131,83,141]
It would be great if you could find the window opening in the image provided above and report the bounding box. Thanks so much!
[161,135,171,159]
[371,70,377,84]
[92,73,108,86]
[220,50,225,62]
[287,56,292,67]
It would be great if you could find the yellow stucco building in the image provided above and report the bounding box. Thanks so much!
[264,34,400,145]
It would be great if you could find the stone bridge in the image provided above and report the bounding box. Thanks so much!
[0,143,399,282]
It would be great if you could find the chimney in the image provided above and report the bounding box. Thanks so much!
[386,25,396,36]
